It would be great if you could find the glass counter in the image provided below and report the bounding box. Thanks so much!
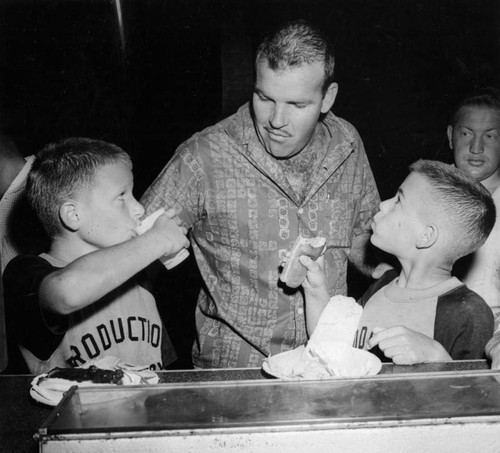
[38,367,500,452]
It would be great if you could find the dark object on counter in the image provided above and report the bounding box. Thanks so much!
[46,365,124,384]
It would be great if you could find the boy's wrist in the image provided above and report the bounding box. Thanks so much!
[430,342,452,362]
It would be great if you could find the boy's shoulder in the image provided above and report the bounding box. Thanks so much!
[3,254,57,294]
[4,253,53,273]
[437,282,493,316]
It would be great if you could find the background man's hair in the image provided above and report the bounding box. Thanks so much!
[255,19,335,94]
[409,159,495,262]
[27,137,131,238]
[449,86,500,126]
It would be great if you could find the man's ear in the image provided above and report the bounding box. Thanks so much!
[321,82,338,114]
[416,224,438,249]
[446,125,454,149]
[59,202,80,232]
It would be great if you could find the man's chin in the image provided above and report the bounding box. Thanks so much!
[266,143,301,159]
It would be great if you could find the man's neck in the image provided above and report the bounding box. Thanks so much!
[482,178,500,195]
[277,128,326,200]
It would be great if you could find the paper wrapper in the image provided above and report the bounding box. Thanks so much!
[263,295,382,379]
[263,343,382,379]
[30,356,159,406]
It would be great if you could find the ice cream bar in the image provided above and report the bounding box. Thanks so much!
[136,208,189,269]
[135,208,166,235]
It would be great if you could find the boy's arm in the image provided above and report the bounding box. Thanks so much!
[368,326,452,365]
[299,255,330,336]
[40,213,189,315]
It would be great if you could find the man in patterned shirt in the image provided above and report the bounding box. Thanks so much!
[141,20,381,368]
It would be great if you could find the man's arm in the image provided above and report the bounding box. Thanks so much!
[40,212,189,315]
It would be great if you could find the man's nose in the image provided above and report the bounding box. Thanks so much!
[269,104,287,129]
[470,136,484,154]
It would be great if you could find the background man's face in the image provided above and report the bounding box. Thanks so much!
[252,59,335,159]
[449,106,500,188]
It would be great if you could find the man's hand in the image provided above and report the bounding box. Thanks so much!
[368,326,451,364]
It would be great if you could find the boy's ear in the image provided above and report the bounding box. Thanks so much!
[59,201,80,232]
[416,224,438,249]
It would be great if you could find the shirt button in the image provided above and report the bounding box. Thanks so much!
[297,307,304,315]
[297,208,304,214]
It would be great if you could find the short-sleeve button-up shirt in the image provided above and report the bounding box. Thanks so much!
[141,103,380,368]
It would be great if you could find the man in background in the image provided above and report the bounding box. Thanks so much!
[447,88,500,368]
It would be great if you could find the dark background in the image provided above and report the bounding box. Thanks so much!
[1,0,499,367]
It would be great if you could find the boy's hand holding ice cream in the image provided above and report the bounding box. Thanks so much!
[136,208,190,269]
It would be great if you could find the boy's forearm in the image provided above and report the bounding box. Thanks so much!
[305,290,330,336]
[40,233,175,314]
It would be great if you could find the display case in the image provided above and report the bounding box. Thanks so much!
[38,367,500,452]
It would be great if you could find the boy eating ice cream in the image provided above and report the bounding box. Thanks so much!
[300,159,495,364]
[3,138,190,373]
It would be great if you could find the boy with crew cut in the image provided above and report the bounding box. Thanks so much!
[3,138,190,374]
[300,160,495,364]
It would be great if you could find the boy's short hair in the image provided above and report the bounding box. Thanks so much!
[409,159,496,263]
[255,20,335,95]
[27,137,132,238]
[449,87,500,126]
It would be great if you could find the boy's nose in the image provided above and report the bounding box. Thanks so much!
[378,199,389,212]
[132,199,145,219]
